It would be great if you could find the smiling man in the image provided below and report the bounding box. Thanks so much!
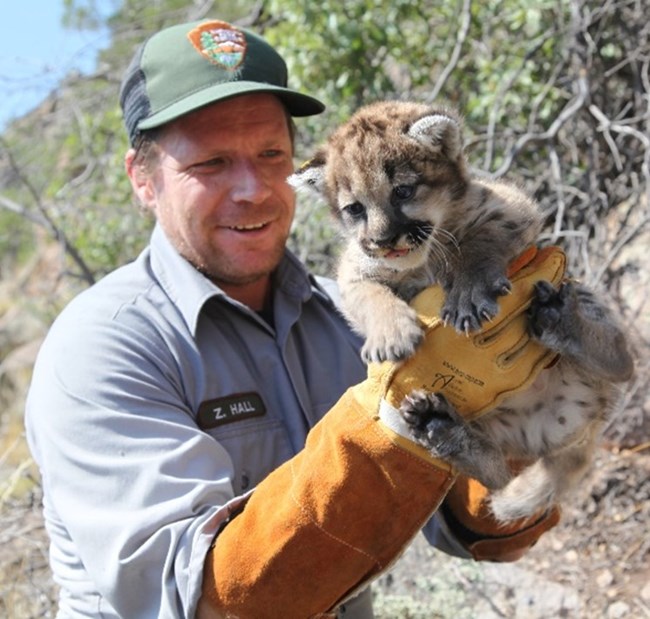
[127,94,297,310]
[25,19,560,619]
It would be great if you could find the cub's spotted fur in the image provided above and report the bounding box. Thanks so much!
[290,101,633,522]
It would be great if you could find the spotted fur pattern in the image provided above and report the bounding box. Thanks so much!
[290,101,634,521]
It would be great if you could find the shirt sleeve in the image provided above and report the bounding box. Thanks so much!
[25,302,240,618]
[421,512,473,559]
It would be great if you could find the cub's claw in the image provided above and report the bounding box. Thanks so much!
[361,314,423,363]
[443,271,511,334]
[528,280,567,337]
[528,280,579,347]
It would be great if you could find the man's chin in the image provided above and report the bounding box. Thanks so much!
[202,254,284,287]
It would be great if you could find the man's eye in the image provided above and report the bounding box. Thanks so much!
[392,184,415,201]
[195,157,225,169]
[262,148,293,162]
[343,202,365,219]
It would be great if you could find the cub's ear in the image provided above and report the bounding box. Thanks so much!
[287,152,328,198]
[407,113,463,161]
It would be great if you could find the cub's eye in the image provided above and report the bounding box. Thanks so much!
[343,202,366,219]
[392,185,415,201]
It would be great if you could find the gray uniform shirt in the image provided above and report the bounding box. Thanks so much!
[26,224,466,618]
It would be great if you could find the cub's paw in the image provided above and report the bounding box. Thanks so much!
[528,281,578,349]
[399,390,467,458]
[443,272,511,334]
[361,311,423,363]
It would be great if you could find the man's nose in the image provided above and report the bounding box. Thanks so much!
[230,160,272,204]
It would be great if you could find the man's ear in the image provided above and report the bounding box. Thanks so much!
[407,113,463,161]
[125,149,156,211]
[287,151,328,199]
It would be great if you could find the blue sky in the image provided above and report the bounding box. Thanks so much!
[0,2,109,129]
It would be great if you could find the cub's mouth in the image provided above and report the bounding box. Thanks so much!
[373,245,427,265]
[378,221,434,260]
[361,242,414,260]
[364,220,434,260]
[384,248,411,259]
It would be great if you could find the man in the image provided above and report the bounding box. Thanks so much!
[26,19,559,618]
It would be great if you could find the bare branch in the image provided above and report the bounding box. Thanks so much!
[425,0,472,104]
[483,28,559,170]
[0,137,96,285]
[490,73,590,179]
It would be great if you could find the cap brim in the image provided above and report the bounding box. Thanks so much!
[138,81,325,131]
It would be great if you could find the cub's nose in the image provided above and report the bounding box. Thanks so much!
[368,231,401,249]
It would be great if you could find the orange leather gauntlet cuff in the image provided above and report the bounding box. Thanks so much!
[200,389,456,619]
[441,475,560,562]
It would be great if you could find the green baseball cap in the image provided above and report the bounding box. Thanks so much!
[119,19,325,144]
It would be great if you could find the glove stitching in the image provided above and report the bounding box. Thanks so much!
[496,332,532,369]
[287,457,383,571]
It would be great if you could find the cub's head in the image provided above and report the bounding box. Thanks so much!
[289,101,470,270]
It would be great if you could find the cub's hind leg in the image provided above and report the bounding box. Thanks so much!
[399,390,511,490]
[489,429,598,522]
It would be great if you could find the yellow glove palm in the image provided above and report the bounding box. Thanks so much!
[373,245,567,421]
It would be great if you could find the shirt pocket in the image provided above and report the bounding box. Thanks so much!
[207,418,295,494]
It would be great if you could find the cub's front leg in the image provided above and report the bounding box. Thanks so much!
[400,390,511,490]
[340,278,423,362]
[529,280,634,382]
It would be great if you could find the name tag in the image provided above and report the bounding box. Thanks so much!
[197,392,266,429]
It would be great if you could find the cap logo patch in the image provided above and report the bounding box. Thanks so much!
[187,20,246,70]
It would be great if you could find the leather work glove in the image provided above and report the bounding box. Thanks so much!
[379,244,567,421]
[440,467,561,562]
[199,246,566,619]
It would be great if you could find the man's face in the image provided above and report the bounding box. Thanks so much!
[131,94,296,295]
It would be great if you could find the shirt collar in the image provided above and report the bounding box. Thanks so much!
[149,224,315,335]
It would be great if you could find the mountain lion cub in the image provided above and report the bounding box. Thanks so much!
[290,101,633,521]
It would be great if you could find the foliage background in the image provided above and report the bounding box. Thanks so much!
[1,0,648,616]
